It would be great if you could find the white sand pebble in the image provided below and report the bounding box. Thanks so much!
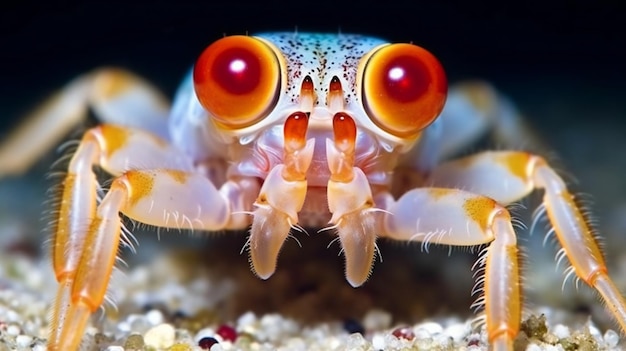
[116,321,131,333]
[237,311,258,332]
[145,309,164,326]
[413,327,432,340]
[346,333,370,350]
[371,333,386,350]
[604,329,619,347]
[526,344,543,351]
[529,344,565,351]
[127,314,151,333]
[587,323,602,340]
[5,310,19,322]
[194,327,216,343]
[278,337,307,351]
[15,334,32,347]
[416,321,443,335]
[362,309,392,330]
[443,322,470,342]
[552,324,570,339]
[144,323,176,348]
[432,333,452,348]
[105,347,125,351]
[6,324,20,336]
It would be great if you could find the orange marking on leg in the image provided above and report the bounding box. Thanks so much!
[586,267,609,286]
[96,69,134,99]
[456,81,496,115]
[552,190,607,275]
[52,173,75,278]
[463,196,497,231]
[97,124,130,157]
[488,326,518,342]
[428,188,455,200]
[124,171,154,207]
[165,170,189,184]
[496,152,531,181]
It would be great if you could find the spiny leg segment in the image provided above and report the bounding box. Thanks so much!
[429,151,626,333]
[48,124,258,350]
[380,150,626,350]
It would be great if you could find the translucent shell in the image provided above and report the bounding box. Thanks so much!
[193,36,281,129]
[361,43,447,138]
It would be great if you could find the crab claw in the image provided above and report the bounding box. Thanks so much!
[336,210,378,287]
[247,114,315,278]
[327,167,377,287]
[249,204,293,279]
[248,160,312,278]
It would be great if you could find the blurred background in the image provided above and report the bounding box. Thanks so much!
[0,0,626,327]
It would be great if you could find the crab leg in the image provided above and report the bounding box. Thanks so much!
[428,150,626,329]
[432,151,626,331]
[381,188,520,350]
[399,82,545,180]
[48,124,256,350]
[0,68,169,177]
[534,165,626,332]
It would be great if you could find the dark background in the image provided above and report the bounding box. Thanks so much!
[1,1,625,130]
[1,0,626,323]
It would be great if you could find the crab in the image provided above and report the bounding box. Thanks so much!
[0,32,625,351]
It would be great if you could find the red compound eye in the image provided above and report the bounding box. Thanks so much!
[193,35,281,129]
[362,43,447,137]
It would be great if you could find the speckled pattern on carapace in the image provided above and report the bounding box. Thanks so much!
[257,32,384,103]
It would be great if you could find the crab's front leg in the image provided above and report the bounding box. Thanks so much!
[427,151,626,332]
[382,151,626,350]
[381,188,520,350]
[248,112,315,278]
[49,124,258,350]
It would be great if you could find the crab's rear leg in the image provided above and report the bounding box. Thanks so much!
[0,68,170,177]
[49,124,257,350]
[398,81,546,180]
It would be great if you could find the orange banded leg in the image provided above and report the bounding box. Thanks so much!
[48,124,255,350]
[533,162,626,333]
[380,188,521,350]
[425,151,626,343]
[0,68,169,177]
[52,166,245,350]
